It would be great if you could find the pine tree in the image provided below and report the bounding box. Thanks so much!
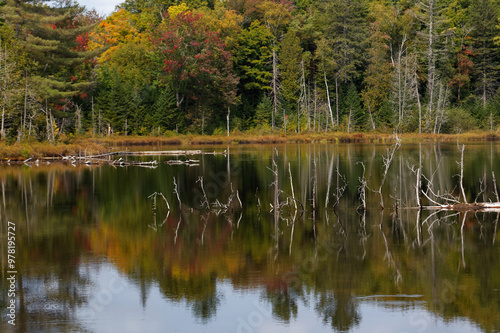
[344,82,364,132]
[3,0,99,139]
[469,0,500,108]
[279,29,302,132]
[316,0,369,126]
[152,85,181,132]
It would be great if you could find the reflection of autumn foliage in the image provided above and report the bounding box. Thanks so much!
[83,206,500,331]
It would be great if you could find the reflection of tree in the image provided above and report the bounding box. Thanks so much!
[191,292,221,323]
[315,292,360,332]
[264,287,299,323]
[158,273,220,322]
[2,143,500,332]
[0,166,94,333]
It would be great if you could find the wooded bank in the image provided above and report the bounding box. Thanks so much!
[3,0,500,142]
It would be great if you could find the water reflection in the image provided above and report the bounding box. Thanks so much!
[1,143,500,332]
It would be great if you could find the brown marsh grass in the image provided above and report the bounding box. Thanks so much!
[0,131,497,160]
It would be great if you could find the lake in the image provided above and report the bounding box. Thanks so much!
[1,142,499,332]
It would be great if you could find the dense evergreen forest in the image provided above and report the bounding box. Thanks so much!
[2,0,500,141]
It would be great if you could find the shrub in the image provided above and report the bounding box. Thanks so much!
[441,108,478,133]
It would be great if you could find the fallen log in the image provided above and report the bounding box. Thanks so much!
[119,150,204,156]
[406,202,500,212]
[166,159,200,166]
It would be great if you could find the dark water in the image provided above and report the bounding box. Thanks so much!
[1,142,500,333]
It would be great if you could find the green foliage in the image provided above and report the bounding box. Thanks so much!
[279,29,302,104]
[253,94,273,126]
[441,107,478,133]
[234,20,273,92]
[5,0,500,138]
[343,83,365,131]
[469,0,500,105]
[152,86,182,131]
[316,0,369,83]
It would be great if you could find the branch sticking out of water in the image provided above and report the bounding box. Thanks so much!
[196,176,210,209]
[457,144,468,204]
[357,162,368,212]
[376,134,401,209]
[173,177,182,210]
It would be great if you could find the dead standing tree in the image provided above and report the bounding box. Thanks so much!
[371,135,402,210]
[411,144,500,212]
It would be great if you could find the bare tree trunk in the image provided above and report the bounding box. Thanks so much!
[367,100,375,131]
[426,0,436,132]
[433,81,442,134]
[414,64,423,134]
[314,81,317,132]
[227,106,230,137]
[322,62,335,128]
[335,75,339,126]
[46,101,51,143]
[397,41,403,124]
[92,96,95,136]
[458,144,467,204]
[272,41,278,130]
[24,72,28,134]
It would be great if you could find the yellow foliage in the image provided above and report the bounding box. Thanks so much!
[167,3,191,19]
[195,5,242,50]
[88,9,140,63]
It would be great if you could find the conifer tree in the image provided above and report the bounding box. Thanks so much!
[280,29,302,132]
[469,0,500,108]
[3,0,99,139]
[316,0,369,126]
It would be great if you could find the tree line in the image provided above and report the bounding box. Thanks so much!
[2,0,500,141]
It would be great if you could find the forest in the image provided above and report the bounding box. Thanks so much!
[2,0,500,141]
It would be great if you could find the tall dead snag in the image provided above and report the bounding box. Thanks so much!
[357,162,368,212]
[325,155,334,210]
[376,135,402,209]
[288,162,297,212]
[173,177,182,210]
[457,144,467,204]
[196,176,210,209]
[412,145,500,212]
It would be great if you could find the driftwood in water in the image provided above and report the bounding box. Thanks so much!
[166,159,199,166]
[68,149,220,160]
[419,203,500,212]
[119,150,224,156]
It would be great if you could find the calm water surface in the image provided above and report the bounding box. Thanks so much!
[1,142,499,333]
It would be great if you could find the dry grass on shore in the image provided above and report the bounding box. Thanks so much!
[0,131,498,160]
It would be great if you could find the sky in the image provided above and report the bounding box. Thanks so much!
[77,0,121,16]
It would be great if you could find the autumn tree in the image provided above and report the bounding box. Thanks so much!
[153,9,238,133]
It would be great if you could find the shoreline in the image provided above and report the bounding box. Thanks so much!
[1,131,499,160]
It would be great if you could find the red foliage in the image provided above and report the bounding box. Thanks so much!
[75,33,90,51]
[153,11,238,105]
